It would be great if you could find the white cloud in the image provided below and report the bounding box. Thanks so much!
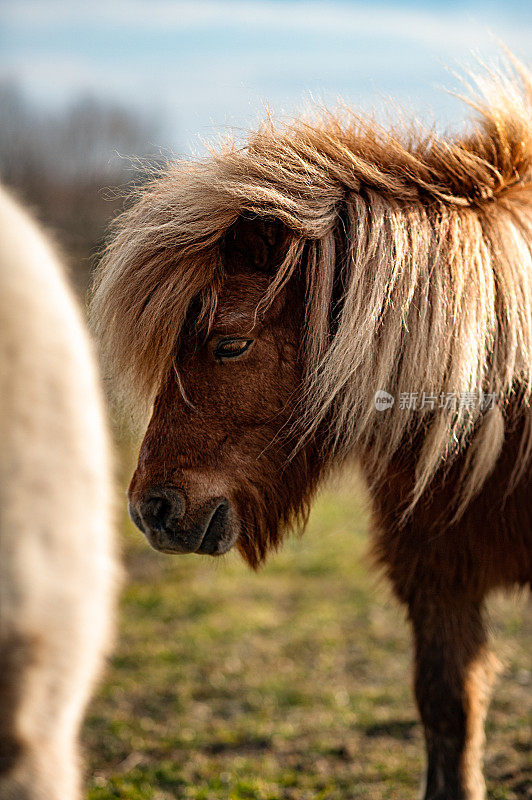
[2,0,530,45]
[1,0,530,150]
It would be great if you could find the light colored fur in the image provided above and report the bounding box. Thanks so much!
[91,56,532,514]
[0,187,116,799]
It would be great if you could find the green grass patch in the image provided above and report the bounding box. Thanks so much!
[84,461,531,799]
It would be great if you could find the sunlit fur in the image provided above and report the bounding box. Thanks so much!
[91,56,532,800]
[0,187,116,800]
[91,57,532,522]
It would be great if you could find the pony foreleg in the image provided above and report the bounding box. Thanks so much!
[408,595,498,800]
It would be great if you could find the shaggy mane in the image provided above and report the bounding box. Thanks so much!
[91,56,532,513]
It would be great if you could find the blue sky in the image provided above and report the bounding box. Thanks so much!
[1,0,531,154]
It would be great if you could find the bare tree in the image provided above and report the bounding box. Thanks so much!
[0,83,164,293]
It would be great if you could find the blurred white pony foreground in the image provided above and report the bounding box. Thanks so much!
[0,186,116,799]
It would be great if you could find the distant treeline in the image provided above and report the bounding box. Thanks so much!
[0,83,164,294]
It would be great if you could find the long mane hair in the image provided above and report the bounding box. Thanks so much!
[91,56,532,517]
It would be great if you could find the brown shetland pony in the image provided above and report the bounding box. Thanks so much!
[91,58,532,800]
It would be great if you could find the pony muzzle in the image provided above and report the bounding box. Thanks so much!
[128,485,238,556]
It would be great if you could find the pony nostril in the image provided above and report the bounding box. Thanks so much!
[139,488,185,533]
[145,496,171,529]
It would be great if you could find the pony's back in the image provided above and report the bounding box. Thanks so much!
[0,186,115,799]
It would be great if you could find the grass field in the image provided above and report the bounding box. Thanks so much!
[83,466,531,800]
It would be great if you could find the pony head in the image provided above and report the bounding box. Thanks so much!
[125,217,323,567]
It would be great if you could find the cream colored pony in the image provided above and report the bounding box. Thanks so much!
[0,186,116,799]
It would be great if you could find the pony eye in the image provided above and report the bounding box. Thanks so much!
[214,337,253,361]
